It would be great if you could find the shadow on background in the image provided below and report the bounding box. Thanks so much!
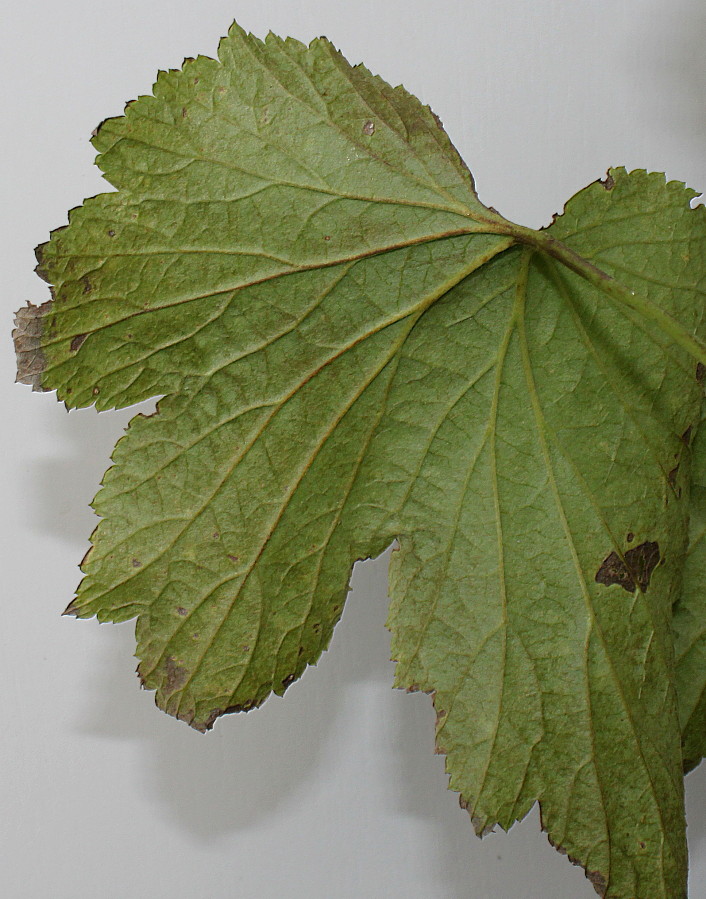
[74,553,395,838]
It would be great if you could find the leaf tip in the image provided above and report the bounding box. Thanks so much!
[541,807,609,897]
[193,702,260,733]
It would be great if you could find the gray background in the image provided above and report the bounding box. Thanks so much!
[3,1,706,896]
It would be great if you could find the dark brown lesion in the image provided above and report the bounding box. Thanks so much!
[70,333,87,352]
[13,300,53,391]
[595,541,660,593]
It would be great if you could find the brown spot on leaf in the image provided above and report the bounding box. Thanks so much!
[70,333,87,352]
[626,532,634,543]
[227,554,239,563]
[107,229,115,237]
[92,386,100,396]
[595,541,660,593]
[697,362,706,384]
[224,701,255,718]
[81,278,92,294]
[13,301,53,391]
[80,546,94,569]
[600,173,615,191]
[281,673,296,688]
[131,558,142,568]
[203,708,222,730]
[164,656,187,693]
[203,700,257,730]
[467,807,494,837]
[585,869,608,896]
[176,606,187,616]
[362,119,375,135]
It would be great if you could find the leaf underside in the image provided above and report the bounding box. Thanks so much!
[674,401,706,775]
[14,22,706,899]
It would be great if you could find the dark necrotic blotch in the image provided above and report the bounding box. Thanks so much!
[595,541,660,593]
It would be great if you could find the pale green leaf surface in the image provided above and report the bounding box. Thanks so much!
[14,23,706,899]
[376,172,706,899]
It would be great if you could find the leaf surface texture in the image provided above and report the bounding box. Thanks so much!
[15,23,706,899]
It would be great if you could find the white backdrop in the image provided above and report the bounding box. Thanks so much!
[3,2,706,896]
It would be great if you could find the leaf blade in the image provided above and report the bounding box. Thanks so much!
[14,25,706,899]
[381,171,705,897]
[674,403,706,774]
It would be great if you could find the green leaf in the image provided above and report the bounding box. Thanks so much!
[382,171,705,899]
[674,400,706,774]
[14,22,706,899]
